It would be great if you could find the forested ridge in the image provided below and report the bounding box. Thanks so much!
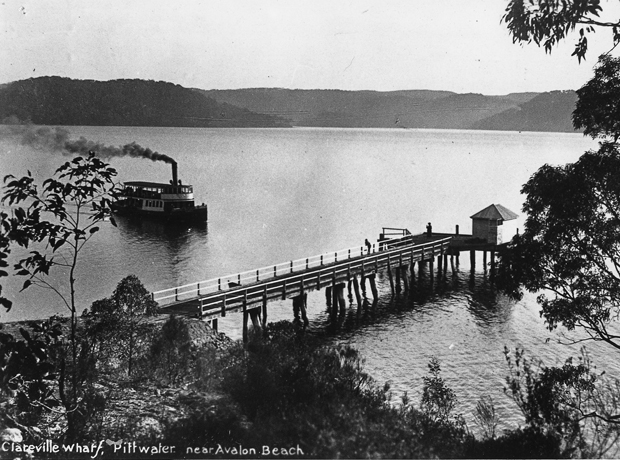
[0,77,290,128]
[471,90,578,132]
[0,77,579,132]
[200,87,579,132]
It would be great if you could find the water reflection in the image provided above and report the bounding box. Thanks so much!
[465,272,514,329]
[306,260,530,374]
[90,215,211,299]
[115,215,208,245]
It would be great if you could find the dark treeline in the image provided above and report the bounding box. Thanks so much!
[0,76,579,132]
[0,77,290,128]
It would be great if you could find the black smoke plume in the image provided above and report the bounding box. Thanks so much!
[2,121,176,165]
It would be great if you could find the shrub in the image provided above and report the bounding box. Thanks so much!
[503,347,620,457]
[145,315,193,386]
[466,426,564,458]
[420,357,460,424]
[474,395,501,440]
[82,275,158,378]
[0,320,62,436]
[161,398,248,448]
[217,322,472,458]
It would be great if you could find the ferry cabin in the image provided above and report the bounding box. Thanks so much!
[123,181,197,212]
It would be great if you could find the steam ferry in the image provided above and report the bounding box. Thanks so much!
[111,162,208,223]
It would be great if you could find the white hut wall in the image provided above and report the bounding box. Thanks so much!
[502,219,519,243]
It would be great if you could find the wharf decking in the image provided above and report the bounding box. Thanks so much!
[152,228,506,338]
[154,232,447,315]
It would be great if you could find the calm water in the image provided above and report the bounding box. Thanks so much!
[0,126,612,431]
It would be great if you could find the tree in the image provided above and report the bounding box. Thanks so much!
[498,55,620,353]
[147,315,192,385]
[573,54,620,140]
[496,55,620,437]
[0,153,119,440]
[83,275,158,377]
[498,144,620,350]
[502,0,620,62]
[500,0,620,446]
[504,347,620,457]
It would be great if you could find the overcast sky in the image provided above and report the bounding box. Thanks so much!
[2,0,619,94]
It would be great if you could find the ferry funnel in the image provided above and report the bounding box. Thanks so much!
[172,161,178,185]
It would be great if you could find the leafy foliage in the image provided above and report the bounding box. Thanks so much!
[145,315,193,385]
[473,395,501,440]
[420,357,461,424]
[466,426,564,459]
[491,48,620,455]
[214,323,473,458]
[161,398,248,449]
[573,54,620,140]
[497,142,620,350]
[1,153,119,313]
[1,154,119,441]
[0,320,63,418]
[0,215,13,311]
[83,275,158,377]
[502,0,615,62]
[7,310,603,455]
[504,347,620,457]
[497,56,620,353]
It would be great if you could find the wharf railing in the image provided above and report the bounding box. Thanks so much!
[381,227,412,238]
[152,234,452,319]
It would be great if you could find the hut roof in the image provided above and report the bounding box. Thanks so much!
[470,204,518,221]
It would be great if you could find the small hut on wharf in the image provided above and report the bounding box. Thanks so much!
[470,204,518,245]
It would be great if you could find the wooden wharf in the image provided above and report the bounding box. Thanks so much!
[152,227,505,341]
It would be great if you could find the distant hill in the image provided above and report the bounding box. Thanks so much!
[198,88,544,130]
[471,91,579,132]
[502,92,541,105]
[0,77,290,127]
[0,77,578,132]
[381,89,457,100]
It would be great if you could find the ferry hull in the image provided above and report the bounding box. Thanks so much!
[111,201,208,224]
